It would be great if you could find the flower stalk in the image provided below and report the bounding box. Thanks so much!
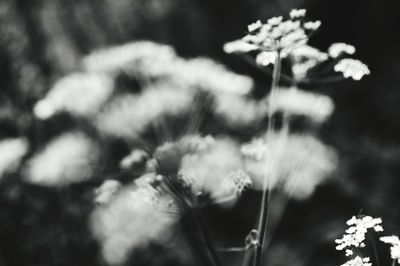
[251,48,282,266]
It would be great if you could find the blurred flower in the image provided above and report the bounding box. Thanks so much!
[91,180,175,265]
[25,132,99,186]
[242,133,337,199]
[179,138,251,202]
[213,92,268,127]
[82,41,177,74]
[334,59,370,80]
[120,149,149,170]
[94,179,122,205]
[34,73,113,119]
[0,138,29,179]
[95,86,195,140]
[328,43,356,58]
[181,58,253,95]
[271,88,334,123]
[380,235,400,263]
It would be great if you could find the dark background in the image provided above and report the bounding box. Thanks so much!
[1,0,400,265]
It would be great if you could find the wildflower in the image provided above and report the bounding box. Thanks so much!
[0,138,29,178]
[271,88,335,123]
[256,51,277,66]
[289,9,306,19]
[179,138,251,202]
[224,9,320,54]
[303,20,321,31]
[380,235,400,263]
[34,73,113,119]
[328,43,356,58]
[82,41,177,74]
[90,180,175,265]
[94,180,122,205]
[223,39,259,54]
[243,133,337,199]
[341,256,372,266]
[334,58,370,80]
[120,149,149,170]
[213,92,268,127]
[25,132,99,186]
[248,20,262,32]
[335,215,383,252]
[95,86,195,140]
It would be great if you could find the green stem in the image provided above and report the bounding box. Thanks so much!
[252,49,282,266]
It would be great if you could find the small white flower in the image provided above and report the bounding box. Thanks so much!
[267,16,283,26]
[334,58,370,80]
[290,9,306,19]
[380,235,400,263]
[328,43,356,58]
[304,20,321,31]
[256,51,276,66]
[223,39,259,54]
[341,256,372,266]
[248,20,262,32]
[94,180,122,205]
[335,215,383,251]
[345,249,353,257]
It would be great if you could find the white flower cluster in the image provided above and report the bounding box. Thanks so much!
[335,215,383,252]
[334,58,371,80]
[94,180,122,205]
[242,133,337,199]
[224,9,319,55]
[380,235,400,263]
[290,45,329,79]
[25,132,99,186]
[179,138,252,202]
[328,43,356,58]
[271,87,334,123]
[0,138,29,179]
[34,73,113,119]
[341,256,372,266]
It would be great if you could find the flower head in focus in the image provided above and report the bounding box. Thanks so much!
[335,215,383,256]
[224,9,320,60]
[380,235,400,263]
[334,58,371,80]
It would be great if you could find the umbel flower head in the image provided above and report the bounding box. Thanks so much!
[149,136,252,211]
[224,10,371,82]
[335,215,384,266]
[224,9,319,54]
[380,235,400,263]
[242,132,337,199]
[335,215,383,252]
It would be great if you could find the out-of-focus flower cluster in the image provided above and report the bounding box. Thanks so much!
[242,133,337,199]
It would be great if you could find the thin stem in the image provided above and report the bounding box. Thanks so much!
[190,208,222,266]
[392,259,397,266]
[252,49,282,266]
